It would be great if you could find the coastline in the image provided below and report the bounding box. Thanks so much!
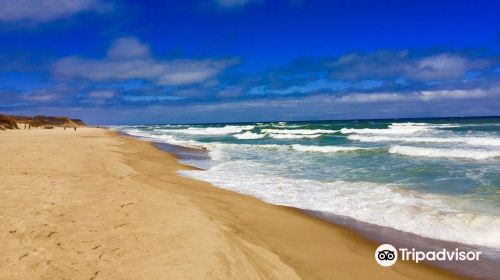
[0,127,463,279]
[145,133,499,279]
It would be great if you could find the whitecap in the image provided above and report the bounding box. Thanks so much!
[340,122,457,135]
[234,131,266,139]
[262,128,338,135]
[348,134,500,147]
[169,125,254,135]
[389,145,500,160]
[291,144,370,153]
[269,133,322,139]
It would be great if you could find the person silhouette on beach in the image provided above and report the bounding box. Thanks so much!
[74,126,76,131]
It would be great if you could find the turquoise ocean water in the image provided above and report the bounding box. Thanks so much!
[114,117,500,253]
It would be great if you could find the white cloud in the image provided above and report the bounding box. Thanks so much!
[217,86,244,98]
[413,54,468,80]
[330,51,410,80]
[157,61,222,85]
[0,0,108,22]
[107,37,150,59]
[336,88,498,104]
[54,37,238,86]
[329,51,491,81]
[419,89,488,101]
[266,79,350,95]
[14,86,499,124]
[88,90,115,99]
[336,93,406,103]
[23,93,58,102]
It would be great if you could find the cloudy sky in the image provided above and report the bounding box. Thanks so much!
[0,0,499,124]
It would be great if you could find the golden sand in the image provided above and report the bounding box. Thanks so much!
[0,127,462,279]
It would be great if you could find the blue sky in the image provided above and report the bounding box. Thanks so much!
[0,0,499,124]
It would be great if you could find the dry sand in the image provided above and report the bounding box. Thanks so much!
[0,127,463,279]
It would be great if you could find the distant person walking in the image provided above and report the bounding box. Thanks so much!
[74,126,76,131]
[24,124,26,129]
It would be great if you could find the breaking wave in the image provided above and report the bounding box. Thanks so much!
[261,129,338,135]
[291,144,371,153]
[341,122,457,135]
[348,135,500,147]
[389,145,500,160]
[233,131,266,139]
[169,125,254,135]
[180,166,500,249]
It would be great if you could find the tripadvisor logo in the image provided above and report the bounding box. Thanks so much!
[375,244,398,267]
[375,244,481,267]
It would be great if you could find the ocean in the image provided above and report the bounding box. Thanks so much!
[113,117,500,276]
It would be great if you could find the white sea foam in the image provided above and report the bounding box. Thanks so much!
[180,165,500,249]
[340,122,457,135]
[391,122,460,128]
[119,128,175,141]
[262,128,338,135]
[269,133,323,139]
[341,126,428,135]
[348,134,500,147]
[291,144,370,153]
[152,124,188,129]
[389,145,500,160]
[169,125,254,135]
[208,149,229,161]
[119,128,202,148]
[201,142,287,152]
[233,131,266,139]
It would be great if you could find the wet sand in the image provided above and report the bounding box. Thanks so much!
[153,141,499,279]
[0,127,463,279]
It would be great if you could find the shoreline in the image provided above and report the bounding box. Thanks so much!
[115,131,470,279]
[306,211,499,279]
[1,127,464,279]
[137,133,498,280]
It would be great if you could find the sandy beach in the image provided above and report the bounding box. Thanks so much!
[0,127,463,279]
